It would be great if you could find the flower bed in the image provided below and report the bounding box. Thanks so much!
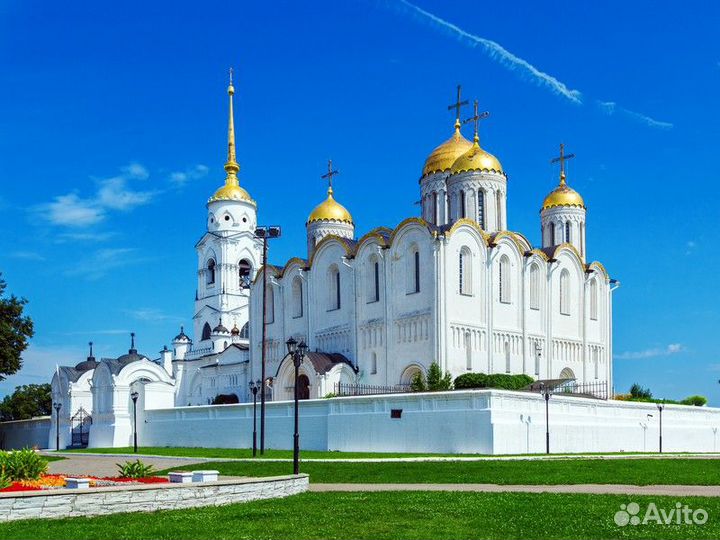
[0,474,169,492]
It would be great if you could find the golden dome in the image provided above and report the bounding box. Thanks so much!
[450,135,503,175]
[421,123,473,177]
[307,187,353,224]
[208,182,255,204]
[542,173,585,210]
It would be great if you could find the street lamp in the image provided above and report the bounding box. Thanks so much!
[539,383,551,454]
[286,337,308,475]
[53,402,62,451]
[657,400,665,453]
[248,379,261,457]
[256,225,281,455]
[130,391,139,453]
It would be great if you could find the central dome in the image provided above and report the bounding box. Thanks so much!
[421,124,473,177]
[208,183,254,204]
[542,174,585,210]
[450,138,503,175]
[307,188,353,224]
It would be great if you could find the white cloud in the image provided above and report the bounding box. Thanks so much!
[169,164,209,186]
[121,162,149,180]
[397,0,582,103]
[615,343,684,360]
[64,247,146,280]
[55,231,116,243]
[124,307,183,323]
[394,1,672,129]
[0,344,82,398]
[96,176,154,211]
[42,193,105,227]
[9,251,46,261]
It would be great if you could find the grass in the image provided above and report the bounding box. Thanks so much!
[159,458,718,485]
[1,491,718,539]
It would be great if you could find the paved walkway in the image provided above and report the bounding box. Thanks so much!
[310,483,720,497]
[45,453,207,477]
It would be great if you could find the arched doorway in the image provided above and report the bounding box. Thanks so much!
[298,374,310,400]
[400,365,423,387]
[559,367,576,380]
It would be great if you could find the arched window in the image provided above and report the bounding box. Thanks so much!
[459,190,466,219]
[407,247,420,294]
[549,222,556,245]
[328,265,340,310]
[477,190,485,229]
[529,263,540,310]
[206,259,216,285]
[238,259,252,289]
[431,192,438,225]
[459,247,473,295]
[265,285,275,323]
[534,342,541,376]
[589,279,598,320]
[367,256,380,303]
[559,269,570,315]
[201,322,211,341]
[292,277,303,318]
[498,255,510,303]
[564,221,571,243]
[371,352,377,375]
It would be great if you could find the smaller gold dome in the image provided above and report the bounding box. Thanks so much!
[450,136,503,175]
[208,183,255,205]
[307,188,353,224]
[542,174,585,210]
[422,123,473,177]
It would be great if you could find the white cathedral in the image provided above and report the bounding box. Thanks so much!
[51,78,615,448]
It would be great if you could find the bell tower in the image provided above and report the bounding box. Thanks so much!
[194,69,262,345]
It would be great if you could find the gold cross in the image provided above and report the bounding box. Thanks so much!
[550,143,575,182]
[321,159,340,190]
[447,84,469,124]
[462,100,490,139]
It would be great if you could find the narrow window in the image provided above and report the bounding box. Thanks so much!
[239,259,252,289]
[590,279,598,320]
[505,341,511,373]
[465,331,472,371]
[414,250,420,293]
[336,270,341,309]
[206,259,216,285]
[496,192,503,230]
[459,252,464,294]
[594,349,599,379]
[499,255,510,303]
[459,247,472,295]
[459,190,466,219]
[201,322,211,341]
[292,277,303,318]
[477,190,485,229]
[265,285,275,323]
[432,192,438,225]
[559,269,570,315]
[549,222,556,245]
[565,221,571,243]
[529,263,539,310]
[371,352,377,375]
[374,261,380,302]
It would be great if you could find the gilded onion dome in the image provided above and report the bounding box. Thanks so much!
[450,133,503,175]
[542,172,585,210]
[421,120,473,177]
[307,186,353,224]
[208,72,256,205]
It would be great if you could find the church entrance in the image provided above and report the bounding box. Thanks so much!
[298,374,310,400]
[70,407,92,448]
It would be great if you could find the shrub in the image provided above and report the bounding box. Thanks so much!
[323,392,338,399]
[426,363,453,391]
[681,395,707,407]
[0,472,9,490]
[630,383,652,400]
[0,448,48,481]
[454,373,534,391]
[410,372,426,392]
[117,459,155,479]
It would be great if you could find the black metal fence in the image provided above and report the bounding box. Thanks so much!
[334,382,412,397]
[528,380,609,400]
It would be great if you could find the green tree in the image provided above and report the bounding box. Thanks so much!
[409,371,426,392]
[426,362,453,391]
[0,275,34,380]
[629,383,652,400]
[0,384,51,421]
[680,395,707,407]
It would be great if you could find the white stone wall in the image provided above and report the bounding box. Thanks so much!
[0,417,51,450]
[136,390,720,455]
[0,475,308,522]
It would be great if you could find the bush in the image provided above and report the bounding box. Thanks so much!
[454,373,534,391]
[630,383,652,400]
[681,395,707,407]
[0,472,9,490]
[117,459,155,479]
[426,363,453,391]
[0,448,48,481]
[410,372,426,392]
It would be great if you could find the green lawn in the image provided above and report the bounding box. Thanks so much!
[0,491,717,540]
[160,458,717,485]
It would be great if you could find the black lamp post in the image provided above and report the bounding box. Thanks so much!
[539,383,551,454]
[256,225,282,455]
[53,402,62,451]
[286,337,308,475]
[130,391,139,453]
[249,379,261,457]
[657,400,665,453]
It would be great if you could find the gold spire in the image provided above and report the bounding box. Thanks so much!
[209,68,254,205]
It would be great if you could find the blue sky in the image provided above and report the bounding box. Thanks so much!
[0,0,718,402]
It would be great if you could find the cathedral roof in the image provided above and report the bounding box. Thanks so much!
[450,135,503,175]
[542,173,585,210]
[173,326,191,343]
[307,187,353,225]
[421,122,474,178]
[212,320,230,335]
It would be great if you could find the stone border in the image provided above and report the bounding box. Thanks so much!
[0,474,308,522]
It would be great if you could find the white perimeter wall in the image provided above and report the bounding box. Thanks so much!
[138,390,720,455]
[0,417,51,450]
